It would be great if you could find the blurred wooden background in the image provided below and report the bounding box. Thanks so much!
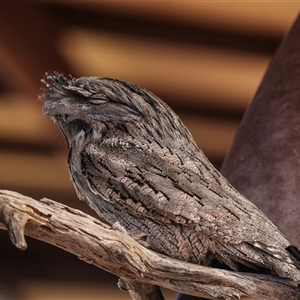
[0,2,299,299]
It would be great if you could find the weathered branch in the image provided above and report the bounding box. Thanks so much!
[0,189,299,300]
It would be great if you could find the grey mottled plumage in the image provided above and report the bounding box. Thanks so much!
[41,72,300,284]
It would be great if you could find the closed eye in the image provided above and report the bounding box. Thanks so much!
[89,98,108,105]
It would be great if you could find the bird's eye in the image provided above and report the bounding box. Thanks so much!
[89,98,107,105]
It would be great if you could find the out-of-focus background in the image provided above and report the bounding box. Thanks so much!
[0,2,299,299]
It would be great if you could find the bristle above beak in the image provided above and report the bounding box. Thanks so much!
[42,71,70,89]
[39,72,73,102]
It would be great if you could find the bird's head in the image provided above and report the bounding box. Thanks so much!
[41,72,192,149]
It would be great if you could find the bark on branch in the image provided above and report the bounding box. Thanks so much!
[0,189,299,300]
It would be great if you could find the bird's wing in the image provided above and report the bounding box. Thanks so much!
[81,137,289,250]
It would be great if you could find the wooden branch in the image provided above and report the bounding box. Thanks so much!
[0,189,299,300]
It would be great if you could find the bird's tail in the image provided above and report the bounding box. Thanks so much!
[215,240,300,285]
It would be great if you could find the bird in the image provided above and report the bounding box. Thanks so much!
[41,72,300,284]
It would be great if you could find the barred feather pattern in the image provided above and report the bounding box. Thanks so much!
[41,72,300,284]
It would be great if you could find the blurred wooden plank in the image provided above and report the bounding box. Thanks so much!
[0,3,74,94]
[59,28,270,111]
[61,2,300,37]
[0,151,71,192]
[0,94,63,147]
[17,281,177,300]
[43,3,279,58]
[179,113,237,158]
